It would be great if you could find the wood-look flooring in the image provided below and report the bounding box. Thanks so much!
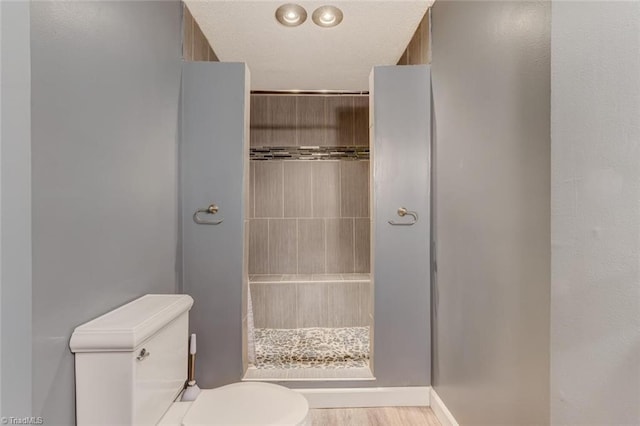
[309,407,442,426]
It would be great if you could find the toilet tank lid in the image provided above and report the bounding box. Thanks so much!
[70,294,194,353]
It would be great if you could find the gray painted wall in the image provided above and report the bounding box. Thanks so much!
[551,2,640,424]
[0,1,32,419]
[30,2,182,424]
[431,1,551,424]
[181,62,249,388]
[371,65,431,385]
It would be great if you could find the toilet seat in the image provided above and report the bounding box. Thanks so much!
[180,382,310,426]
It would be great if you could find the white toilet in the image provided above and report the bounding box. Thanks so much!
[69,294,310,425]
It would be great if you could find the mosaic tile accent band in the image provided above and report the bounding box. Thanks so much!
[253,326,370,369]
[251,146,369,161]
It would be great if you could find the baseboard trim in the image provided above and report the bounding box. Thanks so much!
[430,388,459,426]
[294,386,431,409]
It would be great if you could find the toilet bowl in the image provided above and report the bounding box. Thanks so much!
[70,294,310,425]
[159,382,310,426]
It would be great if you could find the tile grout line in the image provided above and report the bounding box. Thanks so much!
[323,96,327,147]
[338,159,343,219]
[310,163,314,223]
[295,96,299,147]
[190,11,195,60]
[322,218,326,275]
[281,160,285,219]
[267,218,271,275]
[280,161,284,277]
[295,281,299,328]
[353,217,356,274]
[266,96,271,146]
[352,96,356,147]
[324,218,328,275]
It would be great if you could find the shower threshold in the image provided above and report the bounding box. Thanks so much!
[243,326,375,381]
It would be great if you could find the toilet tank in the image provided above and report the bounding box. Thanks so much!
[70,294,194,426]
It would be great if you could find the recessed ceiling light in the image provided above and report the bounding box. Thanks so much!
[275,4,307,27]
[312,5,343,28]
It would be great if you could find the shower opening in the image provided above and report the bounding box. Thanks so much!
[244,92,374,380]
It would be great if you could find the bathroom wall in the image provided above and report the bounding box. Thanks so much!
[431,1,551,424]
[551,2,640,424]
[397,9,430,65]
[249,95,370,275]
[183,3,218,61]
[30,2,182,424]
[0,0,32,418]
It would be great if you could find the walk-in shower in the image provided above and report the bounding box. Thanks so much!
[245,93,373,380]
[181,61,431,390]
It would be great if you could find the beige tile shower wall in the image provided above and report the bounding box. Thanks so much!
[251,279,371,329]
[183,4,219,61]
[249,160,370,274]
[249,94,371,275]
[250,95,369,147]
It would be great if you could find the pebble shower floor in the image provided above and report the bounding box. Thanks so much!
[253,326,370,369]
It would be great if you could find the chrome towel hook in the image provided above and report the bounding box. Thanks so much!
[388,207,418,226]
[193,204,223,225]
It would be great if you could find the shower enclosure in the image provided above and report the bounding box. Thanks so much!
[181,62,431,389]
[245,93,373,379]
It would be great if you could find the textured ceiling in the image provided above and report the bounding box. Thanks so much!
[185,1,432,91]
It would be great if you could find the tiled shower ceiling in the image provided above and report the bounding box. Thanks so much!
[184,1,433,91]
